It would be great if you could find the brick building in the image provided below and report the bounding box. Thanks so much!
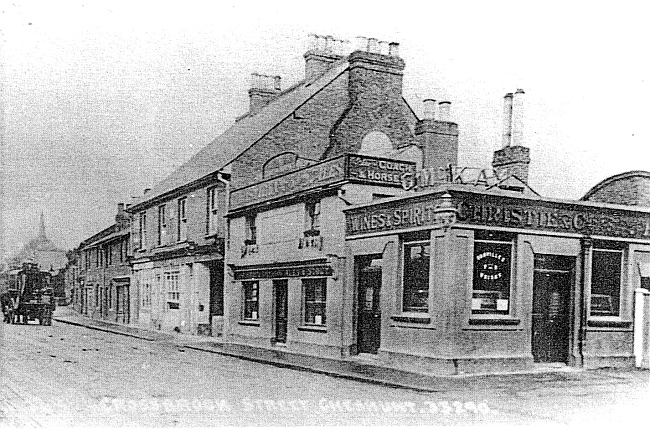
[78,204,132,322]
[221,35,650,374]
[582,170,650,207]
[224,35,455,359]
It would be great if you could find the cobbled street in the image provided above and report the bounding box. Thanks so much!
[1,315,648,427]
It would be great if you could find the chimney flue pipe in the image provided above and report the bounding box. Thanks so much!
[511,88,525,147]
[502,93,513,148]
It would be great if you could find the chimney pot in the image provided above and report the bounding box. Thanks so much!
[388,42,400,57]
[274,76,281,91]
[144,188,151,195]
[367,38,379,53]
[423,99,436,120]
[438,101,451,122]
[117,203,125,212]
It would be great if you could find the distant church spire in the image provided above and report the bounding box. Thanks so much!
[39,212,46,238]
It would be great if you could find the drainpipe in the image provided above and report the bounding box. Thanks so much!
[578,238,592,366]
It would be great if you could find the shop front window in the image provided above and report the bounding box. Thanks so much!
[243,281,259,320]
[303,278,326,325]
[402,233,430,313]
[590,245,623,317]
[471,231,513,315]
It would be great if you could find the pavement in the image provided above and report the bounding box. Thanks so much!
[52,306,633,392]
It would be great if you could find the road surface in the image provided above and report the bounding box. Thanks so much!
[1,317,648,427]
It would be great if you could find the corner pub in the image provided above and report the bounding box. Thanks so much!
[222,35,650,375]
[346,182,650,371]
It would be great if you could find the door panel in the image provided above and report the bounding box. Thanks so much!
[357,255,382,354]
[532,255,574,363]
[274,280,288,343]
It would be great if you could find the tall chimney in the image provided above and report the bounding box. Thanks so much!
[248,73,281,114]
[502,93,513,148]
[304,34,345,81]
[493,89,530,184]
[511,88,525,147]
[415,100,459,174]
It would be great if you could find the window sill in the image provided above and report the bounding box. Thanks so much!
[298,325,327,333]
[468,317,520,326]
[391,315,431,324]
[463,317,522,331]
[587,319,632,329]
[238,320,260,326]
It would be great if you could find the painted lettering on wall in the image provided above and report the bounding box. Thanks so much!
[346,191,650,240]
[230,157,346,210]
[347,155,415,187]
[401,165,511,191]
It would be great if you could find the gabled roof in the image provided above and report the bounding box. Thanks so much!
[129,59,350,211]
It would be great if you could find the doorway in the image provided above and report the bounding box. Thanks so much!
[273,280,288,344]
[116,283,130,324]
[532,254,575,363]
[356,255,383,354]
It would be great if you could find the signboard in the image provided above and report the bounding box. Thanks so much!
[346,190,650,240]
[233,263,332,280]
[230,154,416,211]
[347,155,415,187]
[230,156,347,210]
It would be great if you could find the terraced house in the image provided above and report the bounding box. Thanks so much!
[78,204,132,323]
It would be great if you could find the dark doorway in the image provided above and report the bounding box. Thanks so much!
[356,255,383,354]
[532,254,575,363]
[116,283,130,324]
[274,280,288,344]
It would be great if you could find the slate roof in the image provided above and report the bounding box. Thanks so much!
[129,59,351,211]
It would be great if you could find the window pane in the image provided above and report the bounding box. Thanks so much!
[403,242,430,312]
[304,278,326,324]
[243,281,259,320]
[472,240,512,315]
[590,249,622,316]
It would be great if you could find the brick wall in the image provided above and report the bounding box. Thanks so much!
[583,172,650,206]
[230,51,420,191]
[326,51,416,158]
[230,74,350,190]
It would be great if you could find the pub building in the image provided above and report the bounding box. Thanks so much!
[223,35,650,374]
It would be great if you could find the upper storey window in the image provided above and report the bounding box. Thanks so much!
[207,187,219,235]
[177,198,187,242]
[359,131,393,157]
[245,214,257,245]
[138,211,147,249]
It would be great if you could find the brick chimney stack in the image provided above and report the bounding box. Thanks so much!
[493,89,530,183]
[415,99,459,173]
[326,36,416,156]
[248,73,281,114]
[304,34,347,81]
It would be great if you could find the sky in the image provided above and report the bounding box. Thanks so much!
[1,0,649,258]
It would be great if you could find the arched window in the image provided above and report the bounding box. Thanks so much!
[359,131,393,156]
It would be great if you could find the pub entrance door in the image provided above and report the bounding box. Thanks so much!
[356,255,382,354]
[273,280,288,344]
[532,254,575,363]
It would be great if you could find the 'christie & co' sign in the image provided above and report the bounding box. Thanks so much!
[346,190,650,240]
